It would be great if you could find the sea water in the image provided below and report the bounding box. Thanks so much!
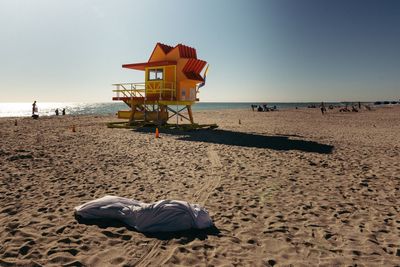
[0,102,354,118]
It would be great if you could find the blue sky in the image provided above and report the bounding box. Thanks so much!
[0,0,399,102]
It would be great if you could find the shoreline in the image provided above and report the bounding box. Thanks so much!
[1,102,397,119]
[2,101,397,118]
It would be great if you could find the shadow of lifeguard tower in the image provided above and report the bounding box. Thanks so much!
[112,43,208,126]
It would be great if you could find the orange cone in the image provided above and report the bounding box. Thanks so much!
[72,125,76,132]
[155,127,159,138]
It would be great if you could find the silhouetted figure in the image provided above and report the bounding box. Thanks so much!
[320,102,326,114]
[257,106,263,112]
[32,101,39,119]
[263,104,268,111]
[62,108,66,115]
[55,108,59,116]
[32,101,37,115]
[358,102,361,109]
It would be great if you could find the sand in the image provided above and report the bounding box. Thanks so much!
[0,105,399,266]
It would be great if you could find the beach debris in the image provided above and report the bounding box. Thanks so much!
[75,195,213,232]
[239,119,241,125]
[72,125,76,132]
[155,127,160,138]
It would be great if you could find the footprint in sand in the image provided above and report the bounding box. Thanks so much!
[18,240,35,256]
[110,257,126,265]
[101,230,121,238]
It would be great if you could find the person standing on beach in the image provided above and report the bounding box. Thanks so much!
[320,102,326,114]
[32,101,37,115]
[62,108,66,115]
[55,108,59,116]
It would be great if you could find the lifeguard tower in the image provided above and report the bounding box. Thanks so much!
[112,43,208,126]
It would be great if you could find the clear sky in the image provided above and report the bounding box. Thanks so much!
[0,0,399,102]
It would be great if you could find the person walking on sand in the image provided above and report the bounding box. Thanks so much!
[55,108,59,116]
[62,108,66,115]
[32,101,37,115]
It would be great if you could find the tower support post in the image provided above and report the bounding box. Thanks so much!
[129,99,136,125]
[187,105,194,124]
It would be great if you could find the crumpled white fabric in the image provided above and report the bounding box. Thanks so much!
[74,195,213,232]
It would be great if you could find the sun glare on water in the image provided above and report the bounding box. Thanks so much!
[0,102,120,118]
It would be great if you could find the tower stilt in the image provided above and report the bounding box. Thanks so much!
[187,105,194,124]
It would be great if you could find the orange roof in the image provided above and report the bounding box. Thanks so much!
[148,43,198,62]
[122,60,176,71]
[123,43,207,81]
[183,58,206,74]
[182,58,207,81]
[177,44,197,58]
[158,43,174,54]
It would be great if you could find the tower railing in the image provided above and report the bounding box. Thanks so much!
[112,81,176,100]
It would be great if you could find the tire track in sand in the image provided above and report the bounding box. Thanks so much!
[135,146,223,266]
[193,147,223,205]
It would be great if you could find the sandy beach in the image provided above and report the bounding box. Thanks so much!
[0,106,399,266]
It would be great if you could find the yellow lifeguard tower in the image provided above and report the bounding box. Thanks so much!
[112,43,208,126]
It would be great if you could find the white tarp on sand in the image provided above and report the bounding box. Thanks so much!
[74,195,213,232]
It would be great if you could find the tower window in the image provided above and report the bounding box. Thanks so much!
[148,68,163,80]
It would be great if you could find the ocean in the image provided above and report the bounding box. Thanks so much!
[0,102,362,118]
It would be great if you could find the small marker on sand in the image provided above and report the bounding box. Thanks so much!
[72,125,76,132]
[155,128,160,138]
[14,120,17,126]
[239,119,241,125]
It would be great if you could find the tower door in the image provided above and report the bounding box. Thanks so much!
[146,67,163,99]
[164,65,176,99]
